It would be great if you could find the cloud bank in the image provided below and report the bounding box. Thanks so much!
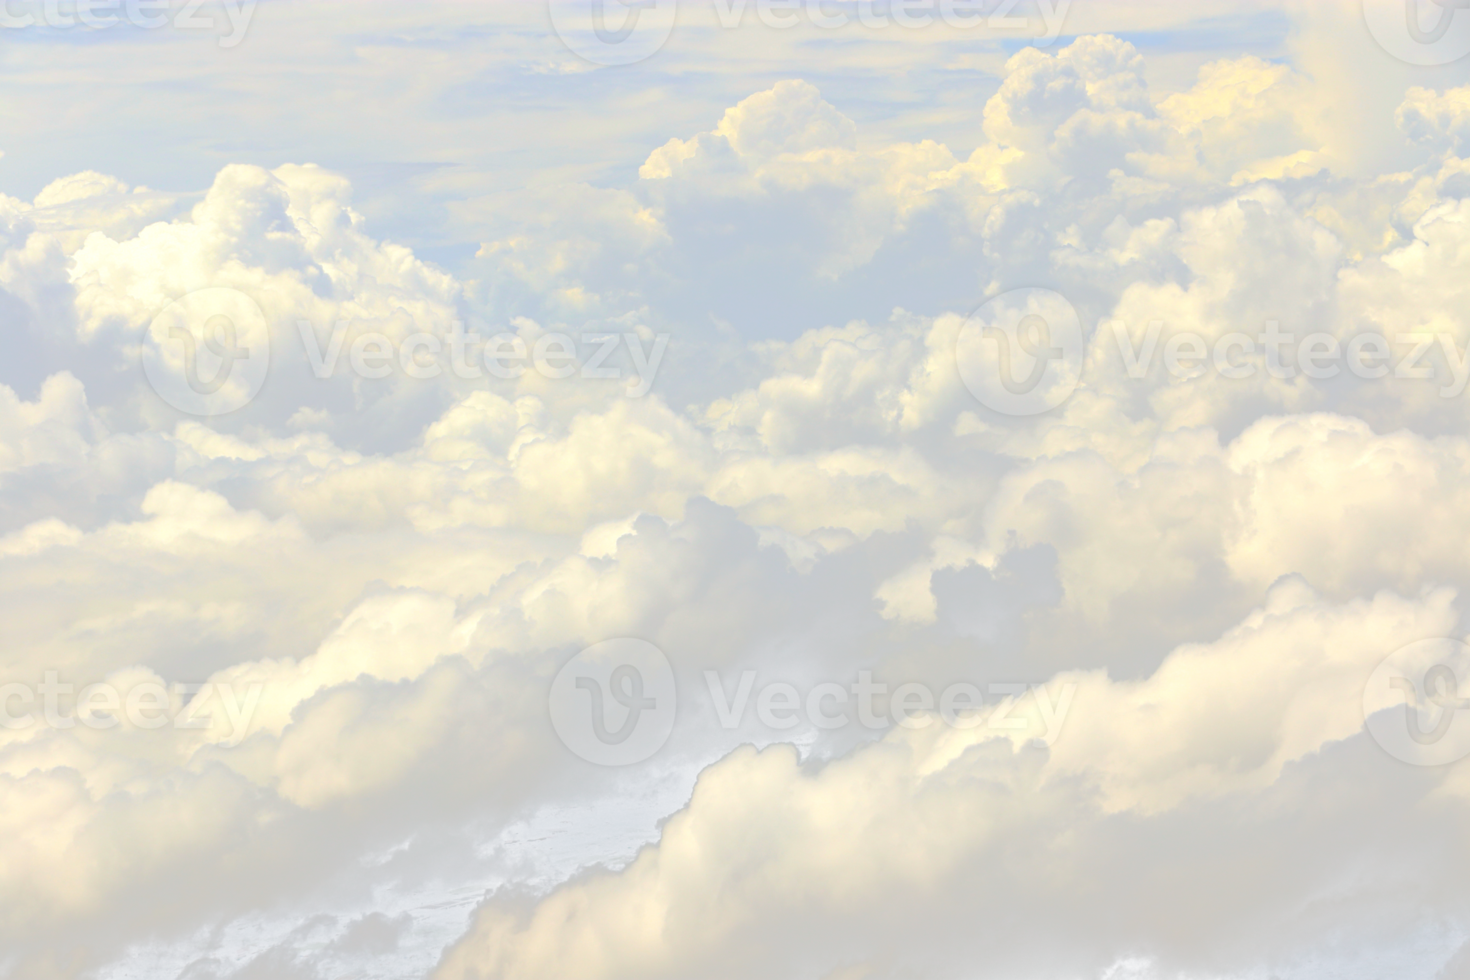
[5,12,1470,980]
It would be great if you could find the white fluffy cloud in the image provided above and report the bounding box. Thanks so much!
[6,15,1470,980]
[436,582,1463,980]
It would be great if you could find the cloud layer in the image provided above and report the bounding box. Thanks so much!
[5,11,1470,980]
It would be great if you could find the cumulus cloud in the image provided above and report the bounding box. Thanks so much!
[1398,84,1470,156]
[466,35,1401,384]
[929,540,1058,646]
[436,583,1465,980]
[6,15,1470,980]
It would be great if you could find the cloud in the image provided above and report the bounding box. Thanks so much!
[435,584,1465,980]
[929,540,1058,646]
[6,16,1470,980]
[1398,84,1470,156]
[323,910,414,957]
